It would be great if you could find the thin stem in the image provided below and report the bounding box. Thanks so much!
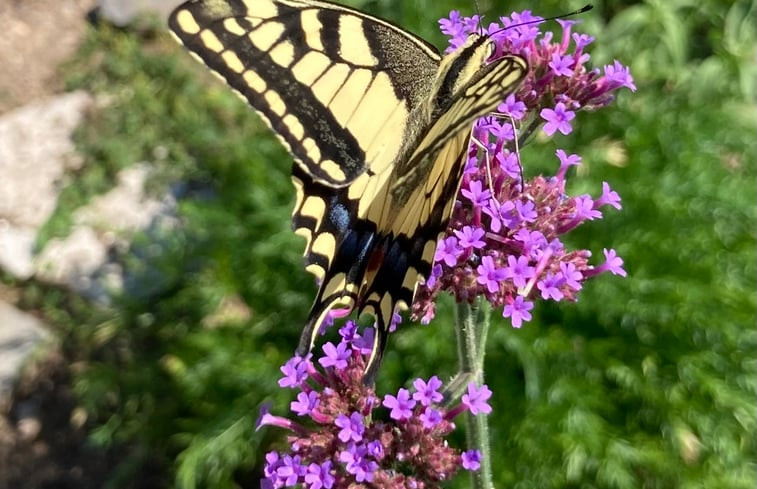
[455,299,494,489]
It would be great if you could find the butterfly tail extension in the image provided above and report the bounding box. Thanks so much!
[294,229,376,356]
[355,231,433,382]
[361,309,390,385]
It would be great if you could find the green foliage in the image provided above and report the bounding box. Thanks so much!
[34,0,756,487]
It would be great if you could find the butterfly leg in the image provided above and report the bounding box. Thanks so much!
[467,126,497,200]
[490,111,524,185]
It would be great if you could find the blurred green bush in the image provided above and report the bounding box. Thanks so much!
[24,0,755,487]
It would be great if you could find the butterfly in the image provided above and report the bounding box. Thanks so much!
[169,0,527,382]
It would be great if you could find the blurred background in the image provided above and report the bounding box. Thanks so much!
[0,0,754,488]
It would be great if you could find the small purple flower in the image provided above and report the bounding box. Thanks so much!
[353,458,378,483]
[351,326,374,355]
[537,272,565,301]
[435,236,463,267]
[426,263,443,290]
[462,383,492,415]
[549,52,574,76]
[597,248,627,277]
[319,341,350,370]
[413,376,444,406]
[595,181,622,210]
[514,229,548,256]
[276,454,306,486]
[461,450,482,470]
[257,404,308,436]
[455,225,486,249]
[556,149,581,181]
[383,388,416,421]
[366,440,384,459]
[335,412,365,443]
[572,32,594,50]
[291,391,319,416]
[477,255,507,293]
[500,200,523,229]
[541,102,576,136]
[560,262,583,290]
[496,151,521,179]
[482,200,509,233]
[504,255,536,288]
[338,321,359,343]
[497,93,526,120]
[339,446,377,483]
[515,199,538,223]
[460,180,492,207]
[420,407,443,429]
[575,194,603,221]
[264,451,281,478]
[484,118,515,141]
[502,295,534,328]
[388,310,403,333]
[304,461,335,489]
[604,60,637,92]
[439,11,466,50]
[279,355,309,388]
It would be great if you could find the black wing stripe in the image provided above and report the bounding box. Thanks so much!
[316,9,343,60]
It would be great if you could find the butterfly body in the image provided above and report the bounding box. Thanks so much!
[169,0,526,381]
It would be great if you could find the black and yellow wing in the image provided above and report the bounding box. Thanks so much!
[169,0,442,186]
[169,0,527,382]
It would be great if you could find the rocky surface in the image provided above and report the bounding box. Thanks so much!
[0,91,93,279]
[97,0,181,26]
[0,303,50,409]
[0,0,96,113]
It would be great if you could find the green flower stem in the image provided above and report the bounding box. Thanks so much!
[454,298,493,489]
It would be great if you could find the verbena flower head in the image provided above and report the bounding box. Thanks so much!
[412,10,633,326]
[260,322,491,488]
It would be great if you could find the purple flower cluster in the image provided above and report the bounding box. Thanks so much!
[412,11,633,327]
[258,322,491,488]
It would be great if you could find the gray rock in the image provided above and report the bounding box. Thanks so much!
[0,91,93,279]
[35,164,176,301]
[0,302,50,407]
[97,0,182,26]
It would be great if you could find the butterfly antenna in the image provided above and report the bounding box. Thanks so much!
[491,4,593,36]
[473,0,484,34]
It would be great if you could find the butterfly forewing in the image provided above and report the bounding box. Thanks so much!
[169,0,442,187]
